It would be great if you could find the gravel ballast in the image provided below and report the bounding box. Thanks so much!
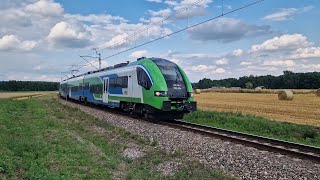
[60,100,320,179]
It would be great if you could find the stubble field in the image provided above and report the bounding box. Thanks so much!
[195,92,320,127]
[0,91,56,99]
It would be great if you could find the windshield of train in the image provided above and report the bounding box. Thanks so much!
[157,65,184,82]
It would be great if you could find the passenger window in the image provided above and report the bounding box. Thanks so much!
[121,76,128,88]
[109,78,116,88]
[109,76,128,88]
[137,67,152,90]
[84,82,89,90]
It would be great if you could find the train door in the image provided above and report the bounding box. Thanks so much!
[69,86,71,97]
[103,78,109,103]
[128,68,134,97]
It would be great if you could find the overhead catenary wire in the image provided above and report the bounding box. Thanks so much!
[61,0,264,80]
[101,0,264,60]
[64,0,207,77]
[80,55,99,70]
[64,0,222,76]
[96,0,208,51]
[74,0,208,64]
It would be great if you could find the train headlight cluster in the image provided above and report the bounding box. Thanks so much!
[154,91,167,97]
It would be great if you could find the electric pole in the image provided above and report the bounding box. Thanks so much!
[93,48,101,70]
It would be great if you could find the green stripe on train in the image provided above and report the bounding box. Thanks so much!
[108,96,141,103]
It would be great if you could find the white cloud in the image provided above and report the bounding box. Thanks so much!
[0,35,37,51]
[262,6,314,21]
[25,0,64,17]
[215,68,226,73]
[300,64,320,71]
[148,9,172,17]
[164,0,179,6]
[145,0,212,20]
[64,14,128,24]
[129,50,149,59]
[191,65,216,71]
[99,24,172,49]
[251,34,311,52]
[263,60,296,67]
[0,0,37,10]
[191,65,225,74]
[232,49,244,57]
[240,62,252,66]
[178,0,213,8]
[292,47,320,59]
[102,33,130,49]
[188,18,271,42]
[140,9,173,24]
[262,8,298,21]
[172,0,213,19]
[47,21,92,48]
[174,7,207,19]
[216,58,228,65]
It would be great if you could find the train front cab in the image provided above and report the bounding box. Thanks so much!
[137,58,197,119]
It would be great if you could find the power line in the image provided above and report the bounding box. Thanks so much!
[79,55,99,70]
[62,0,264,80]
[101,0,264,60]
[96,0,207,51]
[92,48,102,69]
[64,0,211,77]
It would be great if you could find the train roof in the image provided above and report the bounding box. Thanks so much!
[62,57,150,82]
[61,57,176,82]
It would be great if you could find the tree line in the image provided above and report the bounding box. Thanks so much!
[0,81,59,91]
[193,71,320,89]
[1,71,319,91]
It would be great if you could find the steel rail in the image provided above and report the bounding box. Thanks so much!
[59,97,320,163]
[161,120,320,163]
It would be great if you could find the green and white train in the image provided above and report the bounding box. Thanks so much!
[59,57,196,119]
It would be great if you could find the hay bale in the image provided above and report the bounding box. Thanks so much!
[316,89,320,97]
[194,89,201,94]
[278,90,294,100]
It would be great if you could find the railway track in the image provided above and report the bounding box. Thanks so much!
[61,97,320,163]
[160,120,320,163]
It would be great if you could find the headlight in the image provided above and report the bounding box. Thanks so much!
[188,92,194,97]
[154,91,167,97]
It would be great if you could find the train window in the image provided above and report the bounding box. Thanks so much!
[109,78,116,88]
[137,67,152,90]
[90,85,100,94]
[157,65,183,82]
[109,76,128,88]
[119,76,128,88]
[84,82,89,90]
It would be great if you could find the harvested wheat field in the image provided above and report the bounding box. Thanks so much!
[195,92,320,127]
[0,91,56,99]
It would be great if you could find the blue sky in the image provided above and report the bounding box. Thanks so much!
[0,0,319,82]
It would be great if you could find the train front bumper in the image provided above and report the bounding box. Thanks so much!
[162,101,197,112]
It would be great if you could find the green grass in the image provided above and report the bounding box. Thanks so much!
[0,96,232,179]
[184,111,320,147]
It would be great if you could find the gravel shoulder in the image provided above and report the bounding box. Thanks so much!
[59,99,320,179]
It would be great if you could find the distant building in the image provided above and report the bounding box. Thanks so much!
[230,87,241,89]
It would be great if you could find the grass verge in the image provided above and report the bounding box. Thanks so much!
[184,111,320,147]
[0,96,232,179]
